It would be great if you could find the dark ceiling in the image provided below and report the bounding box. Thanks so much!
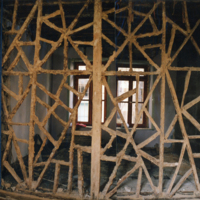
[2,0,200,59]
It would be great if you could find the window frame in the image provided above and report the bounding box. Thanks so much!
[116,65,148,128]
[74,62,107,125]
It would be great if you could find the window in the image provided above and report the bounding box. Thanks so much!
[74,63,148,127]
[74,63,106,125]
[117,66,147,128]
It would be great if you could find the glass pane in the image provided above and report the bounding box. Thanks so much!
[78,65,86,70]
[102,85,105,100]
[133,68,144,72]
[78,78,89,100]
[117,103,128,124]
[117,81,129,101]
[118,67,144,74]
[78,101,89,122]
[132,81,144,102]
[102,101,104,123]
[132,103,143,124]
[118,67,129,71]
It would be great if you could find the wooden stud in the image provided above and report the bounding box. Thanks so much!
[181,70,191,108]
[136,167,142,197]
[128,0,133,71]
[77,149,84,197]
[67,117,76,193]
[53,163,61,193]
[18,75,23,95]
[91,0,102,198]
[102,33,118,49]
[159,2,166,192]
[11,0,19,31]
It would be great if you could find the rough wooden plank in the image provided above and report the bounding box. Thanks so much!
[136,167,142,197]
[149,15,158,32]
[53,163,60,193]
[167,26,176,58]
[181,70,191,108]
[74,130,92,136]
[11,0,19,30]
[7,51,21,71]
[184,95,200,111]
[102,16,128,37]
[144,108,160,132]
[91,0,102,198]
[33,137,48,165]
[159,2,166,192]
[73,40,94,46]
[18,74,23,95]
[77,149,84,197]
[67,117,76,192]
[142,43,162,50]
[42,10,61,20]
[2,84,20,101]
[183,1,191,32]
[102,33,118,49]
[135,75,139,123]
[115,88,136,103]
[192,153,200,158]
[165,114,178,140]
[104,70,159,76]
[137,132,160,149]
[68,22,94,35]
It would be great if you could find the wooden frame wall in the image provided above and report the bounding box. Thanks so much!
[2,0,200,199]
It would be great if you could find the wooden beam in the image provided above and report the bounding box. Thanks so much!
[53,163,61,193]
[91,0,102,198]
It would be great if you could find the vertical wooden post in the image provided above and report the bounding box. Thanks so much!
[128,0,133,71]
[159,2,166,193]
[53,163,60,193]
[91,0,102,198]
[77,149,84,197]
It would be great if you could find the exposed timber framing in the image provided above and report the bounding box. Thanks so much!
[2,0,200,199]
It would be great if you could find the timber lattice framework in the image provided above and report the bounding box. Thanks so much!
[2,0,200,199]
